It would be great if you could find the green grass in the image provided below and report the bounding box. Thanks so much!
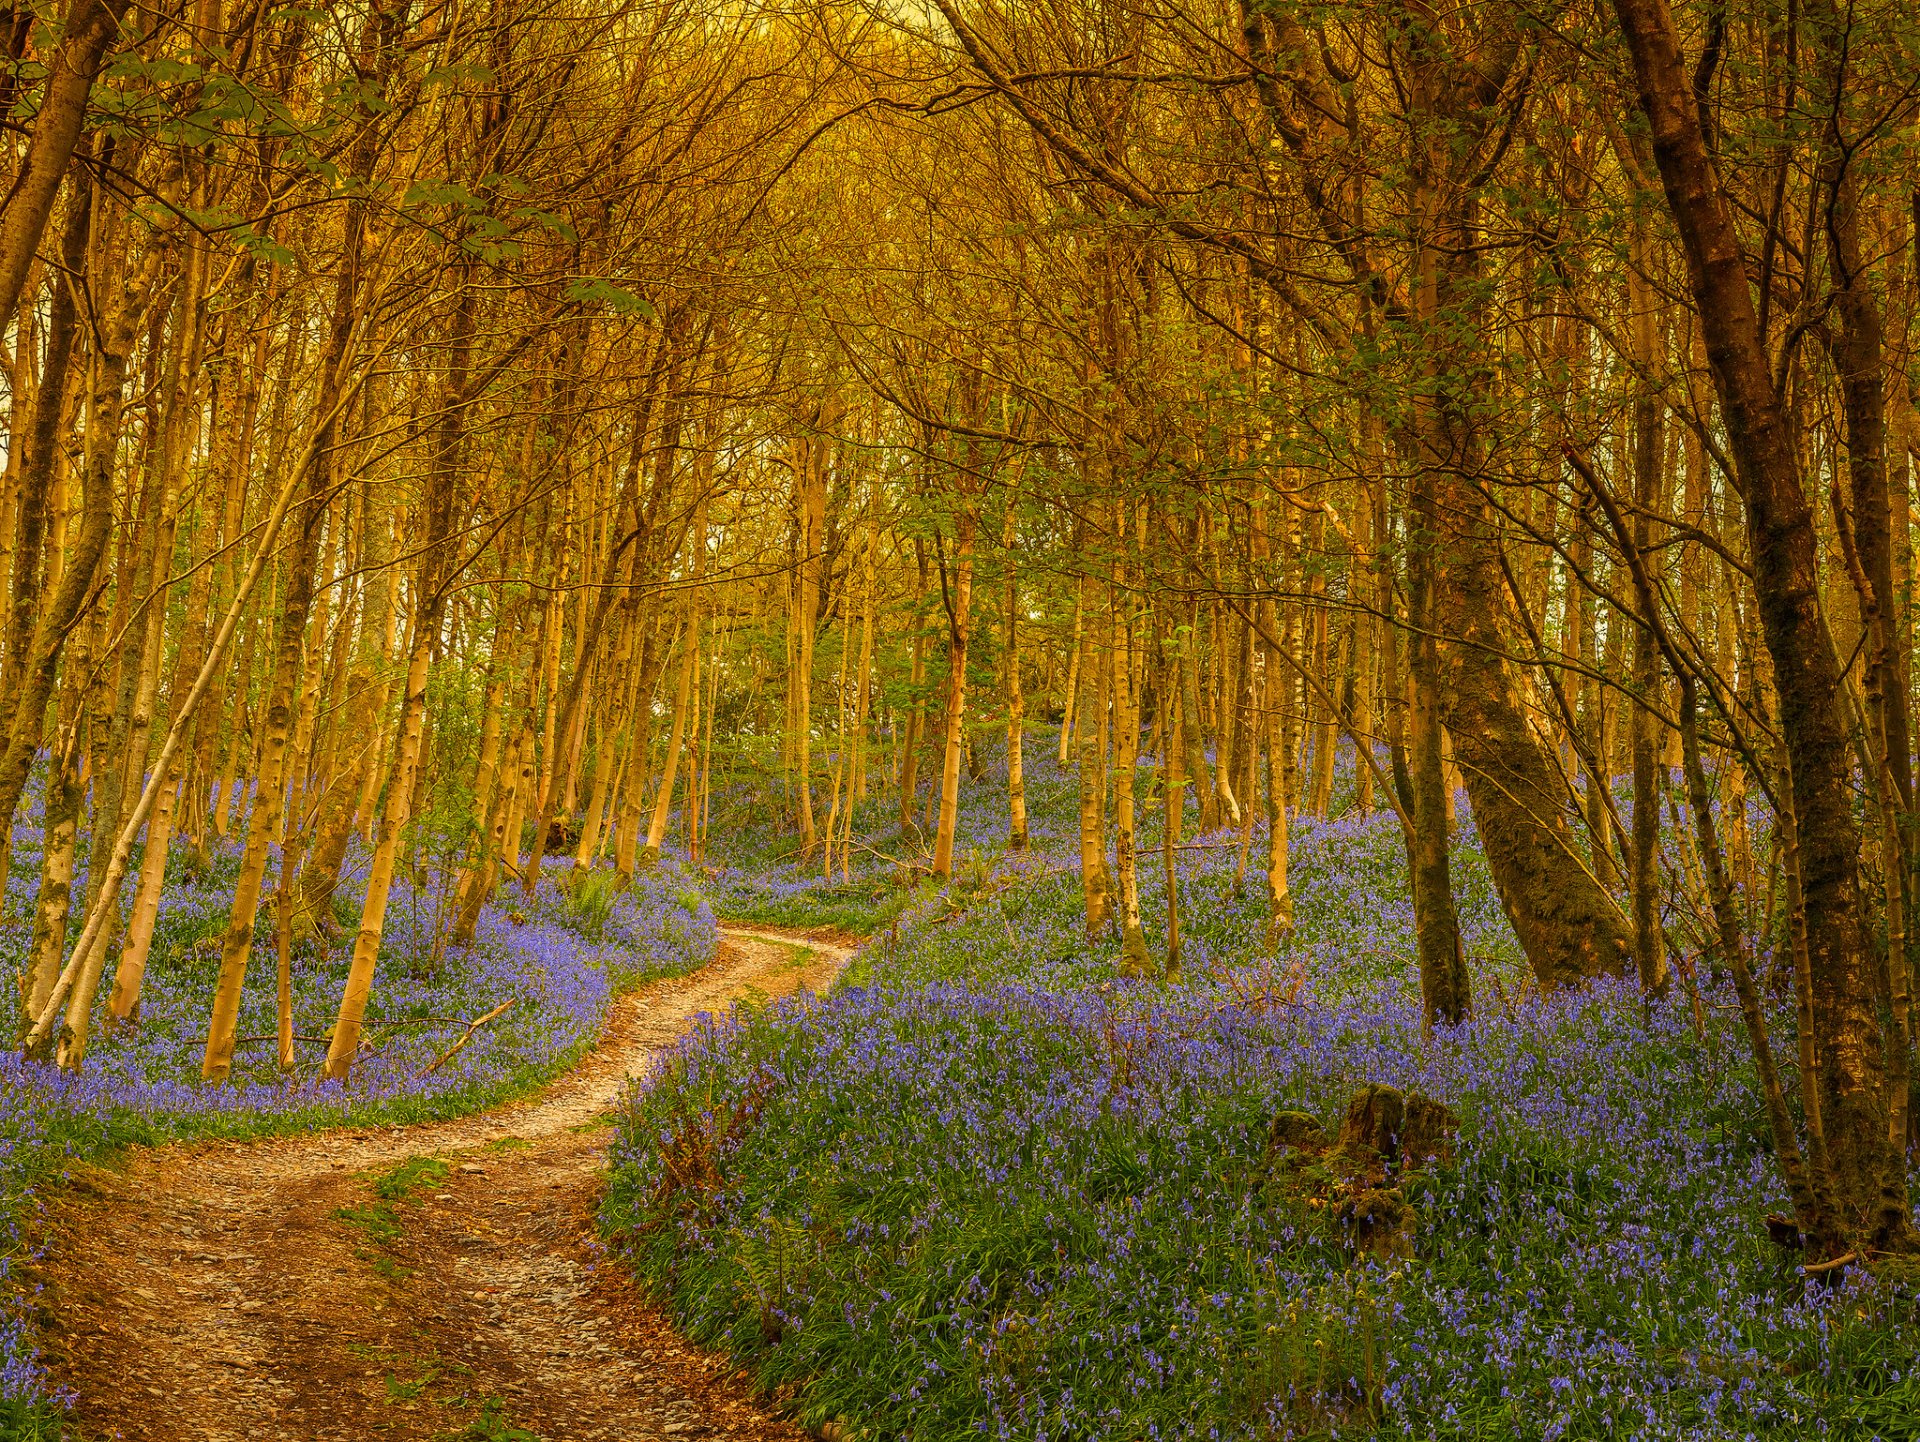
[372,1154,452,1202]
[0,1400,65,1442]
[336,1154,449,1280]
[442,1396,541,1441]
[716,884,921,935]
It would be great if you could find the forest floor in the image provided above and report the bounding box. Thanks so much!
[29,926,850,1442]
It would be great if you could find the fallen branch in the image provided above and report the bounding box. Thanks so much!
[414,1000,516,1079]
[1800,1250,1857,1275]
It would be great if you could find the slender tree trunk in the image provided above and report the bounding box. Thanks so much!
[791,430,826,855]
[1257,503,1292,942]
[1180,588,1219,832]
[456,731,523,943]
[1058,588,1082,767]
[613,620,668,877]
[1004,504,1028,850]
[576,619,635,868]
[200,476,328,1080]
[21,653,88,1037]
[645,616,699,863]
[1160,616,1183,980]
[1,165,88,708]
[322,627,430,1081]
[1628,228,1670,997]
[899,539,929,838]
[0,169,90,898]
[1352,453,1382,817]
[204,6,397,1079]
[1212,599,1241,826]
[1112,560,1149,976]
[932,505,975,882]
[1076,568,1112,935]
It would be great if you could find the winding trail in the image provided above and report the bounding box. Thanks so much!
[35,926,851,1442]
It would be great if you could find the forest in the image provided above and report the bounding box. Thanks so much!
[0,0,1917,1435]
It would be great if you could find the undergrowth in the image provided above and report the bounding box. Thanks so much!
[605,731,1920,1442]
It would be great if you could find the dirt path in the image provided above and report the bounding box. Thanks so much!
[35,927,850,1442]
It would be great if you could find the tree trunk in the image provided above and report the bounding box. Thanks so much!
[0,0,131,337]
[1161,613,1184,979]
[1058,587,1081,767]
[1254,499,1291,940]
[1004,503,1028,850]
[322,628,431,1081]
[1408,464,1469,1026]
[1180,590,1219,832]
[1112,564,1150,976]
[644,615,699,863]
[21,652,88,1041]
[1627,225,1669,997]
[932,505,975,882]
[1406,137,1634,984]
[203,4,396,1079]
[1606,0,1913,1250]
[0,167,131,860]
[1076,568,1113,935]
[899,539,929,837]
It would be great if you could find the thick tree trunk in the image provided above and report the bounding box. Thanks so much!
[1606,0,1912,1250]
[0,0,131,336]
[1432,499,1635,986]
[1408,163,1634,985]
[0,176,130,856]
[1408,470,1469,1025]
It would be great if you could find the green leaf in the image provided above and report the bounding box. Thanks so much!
[563,277,655,319]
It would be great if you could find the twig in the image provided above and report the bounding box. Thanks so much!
[1800,1250,1857,1275]
[235,1034,331,1046]
[414,1000,516,1079]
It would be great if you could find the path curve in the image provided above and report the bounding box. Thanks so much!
[34,926,850,1442]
